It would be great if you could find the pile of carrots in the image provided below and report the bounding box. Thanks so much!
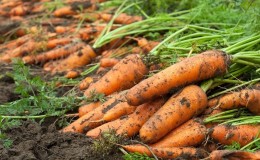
[1,0,260,159]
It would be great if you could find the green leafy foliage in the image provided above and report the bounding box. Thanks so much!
[123,152,155,160]
[86,90,106,103]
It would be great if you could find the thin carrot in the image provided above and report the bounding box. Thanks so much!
[84,54,148,97]
[64,70,80,79]
[210,124,260,147]
[209,150,260,160]
[99,58,119,68]
[126,50,230,106]
[208,88,260,115]
[122,145,208,159]
[86,115,129,138]
[116,98,166,137]
[79,77,94,91]
[22,40,85,64]
[78,101,101,117]
[62,92,125,133]
[139,85,208,144]
[46,37,73,49]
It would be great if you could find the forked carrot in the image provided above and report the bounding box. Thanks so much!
[209,150,260,160]
[122,145,208,159]
[78,101,101,117]
[62,92,125,133]
[139,85,208,143]
[150,118,207,148]
[116,98,166,137]
[210,124,260,147]
[86,115,129,138]
[84,54,148,97]
[126,50,230,106]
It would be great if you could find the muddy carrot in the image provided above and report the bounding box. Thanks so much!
[86,115,129,138]
[100,58,119,68]
[84,54,148,97]
[62,92,125,133]
[151,118,207,148]
[78,101,101,117]
[139,85,208,143]
[122,145,208,159]
[79,77,94,91]
[209,150,260,160]
[210,124,260,147]
[22,40,85,64]
[126,50,230,106]
[116,98,166,137]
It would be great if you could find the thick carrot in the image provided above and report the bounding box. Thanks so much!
[78,101,101,117]
[151,118,207,148]
[22,40,85,64]
[49,45,97,73]
[116,98,166,137]
[209,150,260,160]
[99,58,119,68]
[84,54,148,97]
[139,85,208,144]
[62,92,124,133]
[210,124,260,147]
[86,115,129,138]
[126,50,230,106]
[122,145,208,159]
[79,77,94,91]
[208,88,260,115]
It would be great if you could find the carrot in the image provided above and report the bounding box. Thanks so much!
[0,34,30,51]
[126,50,230,106]
[100,13,142,24]
[22,40,85,64]
[10,4,30,16]
[78,101,101,117]
[64,70,80,79]
[132,37,160,53]
[208,88,260,115]
[99,58,119,68]
[49,45,97,73]
[79,77,94,91]
[84,54,148,97]
[53,6,76,17]
[150,118,207,148]
[78,25,105,41]
[86,115,129,138]
[62,92,125,133]
[46,37,73,49]
[139,85,208,144]
[122,145,208,159]
[116,98,166,137]
[209,150,260,160]
[210,124,260,147]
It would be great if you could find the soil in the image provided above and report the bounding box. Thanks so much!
[0,121,123,160]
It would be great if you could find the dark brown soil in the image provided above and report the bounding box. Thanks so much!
[0,121,123,160]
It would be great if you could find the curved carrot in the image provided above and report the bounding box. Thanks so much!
[116,98,166,137]
[126,50,230,106]
[151,118,207,148]
[84,54,148,97]
[78,101,101,117]
[86,115,129,138]
[210,124,260,147]
[139,85,208,143]
[122,145,208,159]
[209,150,260,160]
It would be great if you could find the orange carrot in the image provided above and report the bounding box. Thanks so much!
[22,40,85,64]
[84,54,148,97]
[209,150,260,160]
[46,37,72,49]
[79,77,94,91]
[78,101,101,117]
[86,115,129,138]
[78,25,105,41]
[64,70,80,79]
[122,145,208,159]
[53,6,76,17]
[210,124,260,147]
[126,50,230,106]
[151,118,207,148]
[62,92,125,133]
[10,4,30,16]
[99,57,119,68]
[139,85,208,144]
[133,37,160,54]
[208,88,260,115]
[49,45,97,73]
[116,98,166,137]
[100,13,142,24]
